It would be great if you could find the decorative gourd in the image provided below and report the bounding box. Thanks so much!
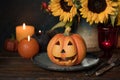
[47,33,86,66]
[18,36,39,59]
[4,34,18,52]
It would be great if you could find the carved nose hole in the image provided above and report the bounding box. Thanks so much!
[61,49,65,53]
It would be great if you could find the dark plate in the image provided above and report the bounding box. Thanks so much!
[32,52,99,71]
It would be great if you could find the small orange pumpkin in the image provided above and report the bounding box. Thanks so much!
[4,34,18,52]
[4,38,18,52]
[47,33,86,66]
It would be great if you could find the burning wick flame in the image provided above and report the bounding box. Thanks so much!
[23,23,26,30]
[38,30,42,34]
[28,35,30,42]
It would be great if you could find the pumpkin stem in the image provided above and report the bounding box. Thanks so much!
[64,26,71,36]
[11,34,15,40]
[64,22,72,36]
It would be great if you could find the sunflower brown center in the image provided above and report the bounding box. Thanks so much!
[88,0,107,13]
[60,0,72,12]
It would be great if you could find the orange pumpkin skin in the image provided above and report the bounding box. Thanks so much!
[18,37,39,59]
[47,33,86,66]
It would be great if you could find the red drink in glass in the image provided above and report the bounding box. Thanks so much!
[98,25,118,59]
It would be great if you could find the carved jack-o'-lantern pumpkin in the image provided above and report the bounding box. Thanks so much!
[47,33,86,66]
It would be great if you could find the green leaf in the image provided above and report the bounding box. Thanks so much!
[73,0,81,9]
[65,22,73,28]
[110,15,116,27]
[51,21,66,30]
[110,7,119,27]
[10,33,15,40]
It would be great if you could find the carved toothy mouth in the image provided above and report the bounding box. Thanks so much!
[54,55,76,61]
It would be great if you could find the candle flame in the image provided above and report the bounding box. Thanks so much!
[38,30,42,34]
[28,35,30,42]
[23,23,26,30]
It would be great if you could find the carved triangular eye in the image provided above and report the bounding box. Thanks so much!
[68,41,72,45]
[56,41,60,45]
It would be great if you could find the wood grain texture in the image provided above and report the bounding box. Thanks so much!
[0,49,120,80]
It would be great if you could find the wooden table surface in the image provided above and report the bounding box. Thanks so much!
[0,49,120,80]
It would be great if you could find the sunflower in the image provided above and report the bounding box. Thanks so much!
[80,0,118,25]
[49,0,77,22]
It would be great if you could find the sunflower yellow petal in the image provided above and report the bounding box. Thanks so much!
[111,2,118,7]
[98,12,105,23]
[95,18,99,24]
[87,11,93,22]
[92,13,97,21]
[63,12,68,22]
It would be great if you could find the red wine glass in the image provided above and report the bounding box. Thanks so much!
[98,25,118,60]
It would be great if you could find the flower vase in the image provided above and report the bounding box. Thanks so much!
[74,18,100,52]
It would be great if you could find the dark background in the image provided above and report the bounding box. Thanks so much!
[0,0,59,50]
